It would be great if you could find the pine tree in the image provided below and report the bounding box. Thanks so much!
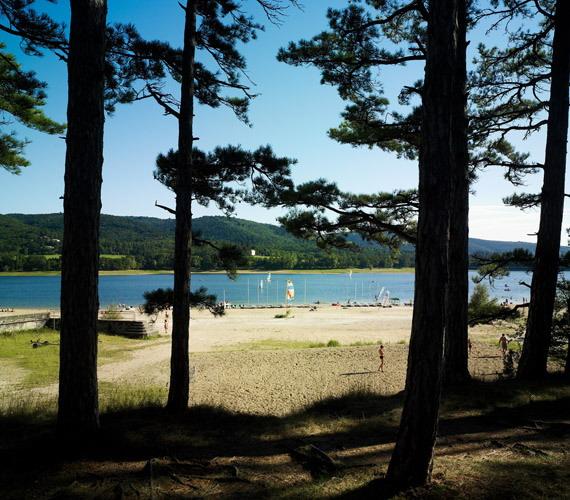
[119,0,297,411]
[0,0,171,434]
[277,1,499,385]
[58,0,107,437]
[0,43,65,173]
[472,0,570,379]
[518,0,570,379]
[386,0,465,486]
[280,0,468,485]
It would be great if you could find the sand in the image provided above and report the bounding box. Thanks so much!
[95,306,514,415]
[2,306,519,415]
[186,305,414,350]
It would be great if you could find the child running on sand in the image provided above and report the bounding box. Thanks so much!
[378,344,385,372]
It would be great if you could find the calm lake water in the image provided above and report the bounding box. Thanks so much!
[0,270,544,309]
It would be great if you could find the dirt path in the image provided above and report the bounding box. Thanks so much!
[98,338,171,382]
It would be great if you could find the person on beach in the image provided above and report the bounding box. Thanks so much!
[499,334,508,359]
[378,344,385,372]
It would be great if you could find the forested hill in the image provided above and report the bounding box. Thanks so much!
[0,214,318,254]
[0,213,564,272]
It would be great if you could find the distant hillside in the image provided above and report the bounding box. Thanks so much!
[467,237,563,255]
[0,213,566,272]
[0,214,318,254]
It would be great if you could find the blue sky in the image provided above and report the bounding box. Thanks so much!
[1,0,568,243]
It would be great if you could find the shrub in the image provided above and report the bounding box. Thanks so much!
[468,283,503,323]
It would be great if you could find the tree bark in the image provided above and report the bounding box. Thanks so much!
[564,338,570,379]
[444,0,470,386]
[518,0,570,380]
[386,0,462,487]
[167,0,196,411]
[57,0,107,437]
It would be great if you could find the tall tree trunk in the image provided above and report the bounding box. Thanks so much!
[386,0,461,487]
[518,0,570,380]
[57,0,107,437]
[565,337,570,377]
[167,0,196,411]
[444,0,470,386]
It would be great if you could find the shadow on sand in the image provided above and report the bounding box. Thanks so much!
[0,376,568,499]
[339,370,381,376]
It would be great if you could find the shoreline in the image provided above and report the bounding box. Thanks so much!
[0,267,415,278]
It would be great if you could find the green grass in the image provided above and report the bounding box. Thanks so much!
[219,338,385,351]
[218,339,329,350]
[0,330,62,387]
[483,338,523,351]
[0,328,158,388]
[98,382,168,413]
[349,339,384,347]
[0,382,169,421]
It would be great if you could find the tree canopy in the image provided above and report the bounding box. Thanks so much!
[0,42,64,173]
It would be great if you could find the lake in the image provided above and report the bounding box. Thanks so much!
[0,270,542,309]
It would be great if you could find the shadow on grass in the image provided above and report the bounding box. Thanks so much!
[0,376,568,499]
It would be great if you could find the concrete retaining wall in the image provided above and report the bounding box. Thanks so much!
[0,313,50,333]
[0,313,158,339]
[48,317,158,339]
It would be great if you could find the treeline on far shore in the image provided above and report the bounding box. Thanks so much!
[0,249,546,274]
[0,246,417,273]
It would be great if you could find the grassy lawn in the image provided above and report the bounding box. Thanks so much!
[0,328,157,388]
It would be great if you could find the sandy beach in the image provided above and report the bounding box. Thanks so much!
[2,305,522,415]
[95,306,517,415]
[186,305,414,350]
[2,304,415,348]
